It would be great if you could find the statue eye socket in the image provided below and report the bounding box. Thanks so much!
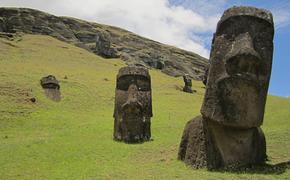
[117,75,150,91]
[226,54,260,76]
[224,33,235,41]
[137,77,150,91]
[117,76,134,90]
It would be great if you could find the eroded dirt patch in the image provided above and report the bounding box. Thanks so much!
[0,83,36,120]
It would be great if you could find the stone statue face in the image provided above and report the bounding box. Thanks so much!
[40,75,61,102]
[40,75,60,89]
[201,7,274,128]
[183,74,193,93]
[183,74,192,87]
[113,66,152,142]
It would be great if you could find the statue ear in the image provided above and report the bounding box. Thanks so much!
[212,33,216,45]
[209,33,216,62]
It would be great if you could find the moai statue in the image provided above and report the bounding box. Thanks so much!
[183,74,193,93]
[178,6,274,169]
[113,65,152,143]
[40,75,61,101]
[202,66,209,86]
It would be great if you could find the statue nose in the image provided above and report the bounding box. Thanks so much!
[122,84,143,111]
[127,84,138,101]
[225,33,261,76]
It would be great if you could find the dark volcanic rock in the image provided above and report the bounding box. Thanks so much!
[178,116,207,168]
[0,17,6,31]
[95,30,119,58]
[178,6,274,170]
[202,65,209,86]
[40,75,61,101]
[182,74,193,93]
[0,7,208,80]
[113,65,152,143]
[40,75,60,90]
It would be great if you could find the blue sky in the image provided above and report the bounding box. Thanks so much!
[169,0,290,97]
[0,0,289,96]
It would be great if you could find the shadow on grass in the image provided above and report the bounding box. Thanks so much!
[113,138,154,145]
[213,161,290,175]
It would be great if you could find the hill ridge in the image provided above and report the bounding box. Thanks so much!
[0,7,208,80]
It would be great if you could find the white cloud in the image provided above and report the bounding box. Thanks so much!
[0,0,289,58]
[169,0,229,16]
[271,2,290,30]
[0,0,221,58]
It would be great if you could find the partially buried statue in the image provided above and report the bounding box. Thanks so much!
[202,66,209,86]
[113,65,152,143]
[183,74,193,93]
[40,75,61,102]
[178,6,274,169]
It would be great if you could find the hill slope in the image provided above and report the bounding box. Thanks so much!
[0,7,208,80]
[0,34,289,179]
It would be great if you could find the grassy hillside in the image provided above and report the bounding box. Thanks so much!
[0,34,289,179]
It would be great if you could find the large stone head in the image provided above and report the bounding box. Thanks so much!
[183,74,193,93]
[40,75,61,102]
[201,6,274,128]
[40,75,60,90]
[113,65,152,142]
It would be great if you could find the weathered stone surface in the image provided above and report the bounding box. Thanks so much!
[40,75,61,101]
[202,65,209,86]
[95,31,119,58]
[178,6,274,169]
[205,121,266,169]
[182,74,193,93]
[0,18,6,32]
[201,6,274,128]
[178,116,207,168]
[113,65,152,143]
[0,7,208,80]
[40,75,59,89]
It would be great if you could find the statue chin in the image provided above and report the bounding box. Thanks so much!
[217,75,264,128]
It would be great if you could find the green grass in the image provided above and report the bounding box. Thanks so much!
[0,34,289,179]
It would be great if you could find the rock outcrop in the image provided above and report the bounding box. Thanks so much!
[0,7,208,80]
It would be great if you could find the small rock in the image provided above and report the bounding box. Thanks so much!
[30,97,36,103]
